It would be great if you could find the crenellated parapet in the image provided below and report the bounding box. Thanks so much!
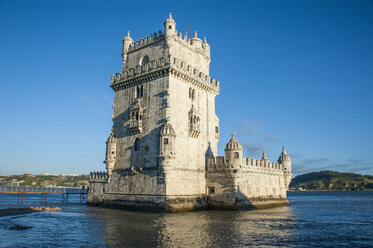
[89,171,108,183]
[170,56,219,93]
[206,156,286,175]
[110,55,220,93]
[127,30,164,53]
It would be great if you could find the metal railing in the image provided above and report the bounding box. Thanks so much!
[0,186,87,194]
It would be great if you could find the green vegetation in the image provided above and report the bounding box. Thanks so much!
[0,174,89,187]
[290,170,373,191]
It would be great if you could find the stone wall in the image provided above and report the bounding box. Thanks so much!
[206,157,290,209]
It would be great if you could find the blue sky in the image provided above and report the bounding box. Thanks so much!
[0,0,372,175]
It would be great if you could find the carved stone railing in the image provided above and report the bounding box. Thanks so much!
[130,119,143,133]
[89,171,108,183]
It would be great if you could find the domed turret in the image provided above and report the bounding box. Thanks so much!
[261,151,269,162]
[278,145,292,188]
[225,133,243,166]
[202,37,211,59]
[225,132,242,150]
[191,31,203,48]
[122,31,133,71]
[164,13,176,36]
[160,123,176,136]
[123,31,133,53]
[159,123,176,157]
[277,145,291,163]
[105,132,117,178]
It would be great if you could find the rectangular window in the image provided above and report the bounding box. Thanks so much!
[234,152,239,158]
[164,138,168,144]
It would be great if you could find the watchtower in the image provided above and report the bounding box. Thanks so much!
[93,13,220,210]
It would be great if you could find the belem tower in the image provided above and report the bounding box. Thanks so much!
[88,14,293,211]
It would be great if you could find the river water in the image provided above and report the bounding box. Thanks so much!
[0,191,372,247]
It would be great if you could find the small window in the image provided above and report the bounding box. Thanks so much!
[215,126,219,133]
[234,152,239,158]
[164,138,169,144]
[134,138,140,151]
[169,25,172,29]
[208,186,215,195]
[102,188,105,193]
[136,85,143,98]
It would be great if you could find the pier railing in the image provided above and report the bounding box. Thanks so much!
[0,187,87,194]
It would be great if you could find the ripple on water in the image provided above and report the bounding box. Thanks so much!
[0,191,372,247]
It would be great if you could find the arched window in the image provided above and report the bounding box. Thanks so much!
[140,55,149,67]
[192,89,195,100]
[140,85,143,97]
[134,138,140,151]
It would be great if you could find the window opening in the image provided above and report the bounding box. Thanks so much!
[134,138,140,151]
[234,152,239,158]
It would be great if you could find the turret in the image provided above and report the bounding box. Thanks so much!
[191,31,203,49]
[278,145,292,187]
[261,151,269,163]
[105,132,117,178]
[122,31,133,71]
[159,123,176,158]
[202,37,210,58]
[224,133,243,167]
[164,13,176,36]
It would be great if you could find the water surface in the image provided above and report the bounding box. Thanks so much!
[0,191,372,247]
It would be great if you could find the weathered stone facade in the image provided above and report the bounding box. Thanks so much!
[88,14,293,211]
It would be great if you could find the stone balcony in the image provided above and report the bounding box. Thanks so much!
[130,119,143,133]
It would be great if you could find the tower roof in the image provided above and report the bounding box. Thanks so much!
[261,151,269,162]
[160,123,176,136]
[278,145,291,162]
[164,12,176,24]
[225,133,243,150]
[124,31,133,42]
[107,132,116,143]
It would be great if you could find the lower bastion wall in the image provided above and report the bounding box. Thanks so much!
[205,156,290,210]
[88,153,291,211]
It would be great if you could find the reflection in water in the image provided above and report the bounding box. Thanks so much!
[1,191,372,247]
[93,206,296,247]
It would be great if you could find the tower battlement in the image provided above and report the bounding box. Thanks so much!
[207,156,286,174]
[89,171,108,183]
[110,55,219,93]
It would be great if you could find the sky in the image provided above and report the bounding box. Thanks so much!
[0,0,372,176]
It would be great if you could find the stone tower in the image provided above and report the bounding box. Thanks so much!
[88,14,292,212]
[90,14,220,211]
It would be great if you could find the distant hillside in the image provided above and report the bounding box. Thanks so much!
[290,170,373,191]
[0,174,89,187]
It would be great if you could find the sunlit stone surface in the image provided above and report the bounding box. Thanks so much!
[88,14,293,211]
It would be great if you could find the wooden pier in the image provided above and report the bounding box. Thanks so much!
[0,186,88,203]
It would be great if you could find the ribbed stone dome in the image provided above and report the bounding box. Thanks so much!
[164,13,176,24]
[107,132,116,143]
[278,146,291,162]
[225,133,242,150]
[160,123,175,136]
